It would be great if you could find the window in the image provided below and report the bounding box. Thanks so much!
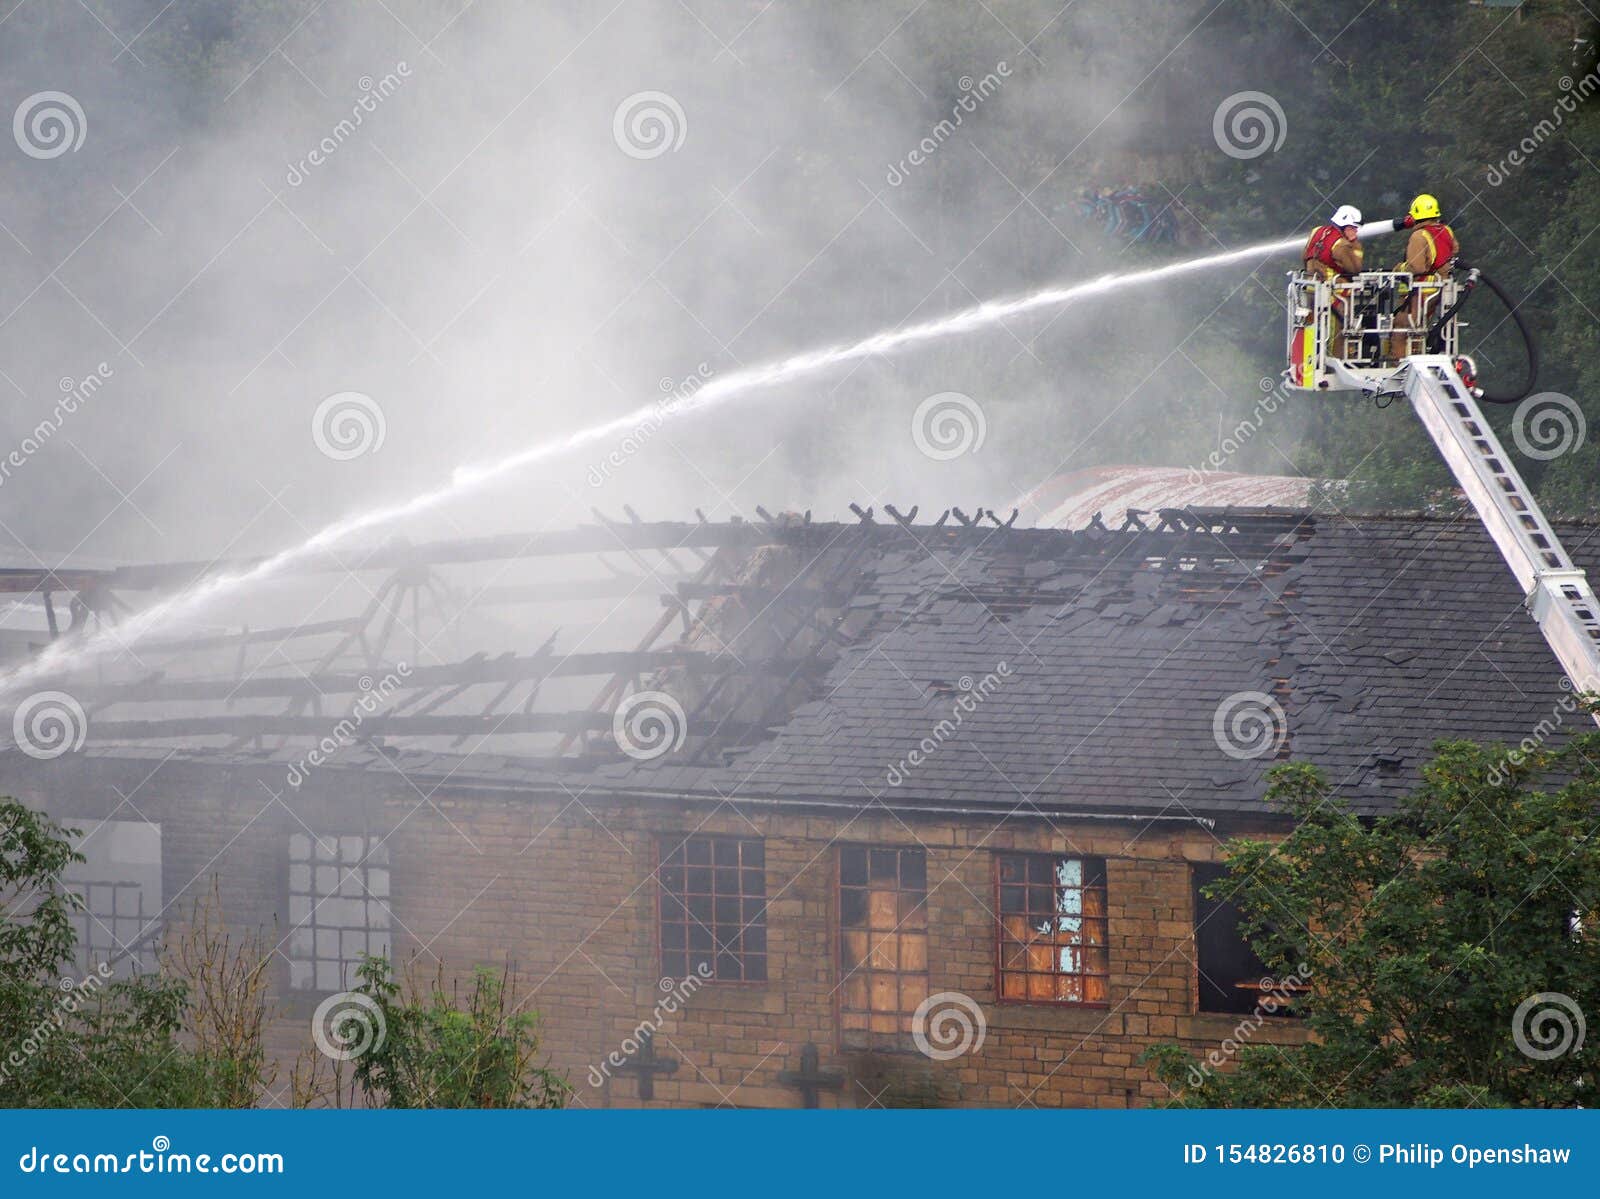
[659,835,765,982]
[287,834,391,992]
[64,819,162,977]
[839,846,927,1042]
[1192,862,1301,1015]
[996,854,1108,1004]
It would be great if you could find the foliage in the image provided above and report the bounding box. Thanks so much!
[0,800,258,1107]
[1146,734,1600,1107]
[2,798,568,1109]
[0,800,81,983]
[344,956,570,1109]
[157,880,280,1107]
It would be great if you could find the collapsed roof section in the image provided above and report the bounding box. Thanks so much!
[3,505,1590,820]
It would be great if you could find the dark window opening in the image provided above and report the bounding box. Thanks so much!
[659,835,766,982]
[996,854,1109,1004]
[1193,862,1302,1016]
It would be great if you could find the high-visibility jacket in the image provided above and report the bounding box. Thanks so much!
[1399,222,1458,279]
[1303,224,1363,279]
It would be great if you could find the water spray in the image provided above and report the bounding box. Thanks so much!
[1,229,1331,699]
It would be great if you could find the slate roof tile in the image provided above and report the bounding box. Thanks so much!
[565,512,1592,821]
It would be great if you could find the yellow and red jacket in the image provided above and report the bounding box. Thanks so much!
[1398,222,1458,280]
[1303,224,1363,279]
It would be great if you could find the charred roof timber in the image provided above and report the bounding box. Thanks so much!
[4,505,1586,822]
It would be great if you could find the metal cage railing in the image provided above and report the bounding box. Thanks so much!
[1285,270,1465,389]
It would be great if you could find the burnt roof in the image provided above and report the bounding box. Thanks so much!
[13,508,1596,825]
[569,508,1594,821]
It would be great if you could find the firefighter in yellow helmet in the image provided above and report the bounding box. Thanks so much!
[1387,193,1459,361]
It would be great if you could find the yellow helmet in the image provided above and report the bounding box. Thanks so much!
[1408,193,1442,222]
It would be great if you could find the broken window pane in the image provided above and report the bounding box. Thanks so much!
[995,853,1109,1005]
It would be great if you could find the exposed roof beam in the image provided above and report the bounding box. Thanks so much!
[72,649,826,706]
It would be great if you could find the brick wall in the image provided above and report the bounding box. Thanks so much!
[0,752,1312,1108]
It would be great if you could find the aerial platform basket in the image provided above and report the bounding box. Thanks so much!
[1284,269,1467,393]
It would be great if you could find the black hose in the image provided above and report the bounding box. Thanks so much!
[1475,271,1539,404]
[1425,266,1538,404]
[1425,276,1477,347]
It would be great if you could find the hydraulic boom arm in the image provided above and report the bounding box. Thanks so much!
[1403,356,1600,699]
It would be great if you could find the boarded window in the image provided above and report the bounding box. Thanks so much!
[996,854,1109,1004]
[659,835,766,982]
[1192,862,1288,1015]
[287,834,391,992]
[63,819,162,977]
[839,846,927,1043]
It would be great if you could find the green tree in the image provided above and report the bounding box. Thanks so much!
[1146,736,1600,1107]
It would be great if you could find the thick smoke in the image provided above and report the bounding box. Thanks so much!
[0,1,1319,657]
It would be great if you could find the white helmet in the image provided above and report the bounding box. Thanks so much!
[1330,204,1363,228]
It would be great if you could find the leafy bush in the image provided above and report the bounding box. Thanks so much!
[342,956,569,1109]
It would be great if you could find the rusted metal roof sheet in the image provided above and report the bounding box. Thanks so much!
[1015,465,1319,529]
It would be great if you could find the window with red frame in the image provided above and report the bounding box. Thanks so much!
[659,835,766,982]
[839,846,928,1041]
[996,854,1108,1004]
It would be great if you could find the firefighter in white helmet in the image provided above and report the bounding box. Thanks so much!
[1301,204,1366,350]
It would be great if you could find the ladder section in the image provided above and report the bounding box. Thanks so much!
[1403,355,1600,694]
